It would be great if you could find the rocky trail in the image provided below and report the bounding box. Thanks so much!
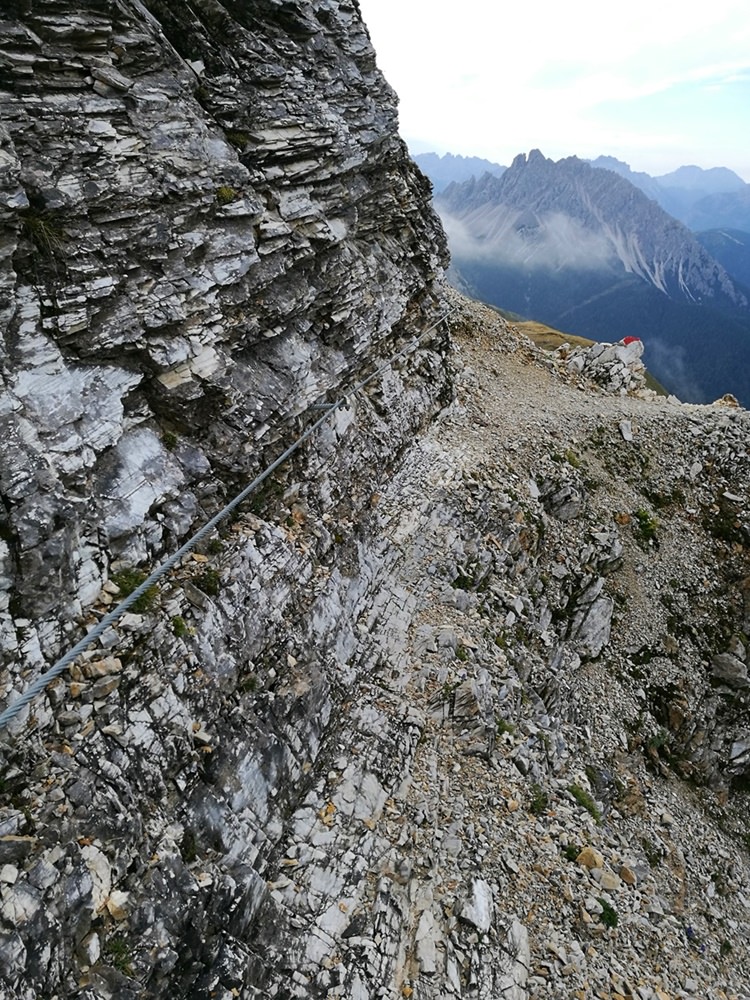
[1,288,750,999]
[296,288,750,1000]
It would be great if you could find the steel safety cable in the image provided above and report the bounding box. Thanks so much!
[0,305,456,730]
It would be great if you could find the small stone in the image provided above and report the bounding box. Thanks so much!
[27,859,59,891]
[711,653,749,689]
[598,871,621,892]
[57,711,82,727]
[620,864,638,886]
[82,657,122,679]
[105,890,129,921]
[458,878,494,933]
[92,676,120,699]
[0,836,36,865]
[0,864,19,884]
[79,931,101,966]
[577,847,604,870]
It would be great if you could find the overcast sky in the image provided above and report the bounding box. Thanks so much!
[357,0,750,181]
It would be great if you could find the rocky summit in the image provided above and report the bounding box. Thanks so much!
[1,4,750,1000]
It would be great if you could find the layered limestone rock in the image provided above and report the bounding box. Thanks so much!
[0,0,447,634]
[0,4,450,992]
[2,5,750,1000]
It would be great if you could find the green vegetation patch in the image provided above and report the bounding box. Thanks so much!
[216,184,238,205]
[496,717,516,736]
[225,129,250,149]
[194,567,222,596]
[598,897,619,928]
[529,783,549,816]
[171,616,190,638]
[21,209,66,258]
[105,934,134,975]
[567,783,602,824]
[633,508,658,545]
[110,568,159,614]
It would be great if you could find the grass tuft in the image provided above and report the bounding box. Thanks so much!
[567,783,601,824]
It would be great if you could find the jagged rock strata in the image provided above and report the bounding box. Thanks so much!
[0,0,447,631]
[2,6,750,1000]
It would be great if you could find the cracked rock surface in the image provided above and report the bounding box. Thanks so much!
[2,3,750,1000]
[0,0,447,629]
[1,289,750,999]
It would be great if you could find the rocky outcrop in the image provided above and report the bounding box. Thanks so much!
[560,336,648,396]
[0,0,448,631]
[2,7,750,1000]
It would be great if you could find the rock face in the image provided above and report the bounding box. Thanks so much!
[3,8,750,1000]
[0,5,451,993]
[0,0,448,626]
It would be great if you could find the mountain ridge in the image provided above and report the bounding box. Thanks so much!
[436,150,750,404]
[416,148,750,231]
[413,151,506,192]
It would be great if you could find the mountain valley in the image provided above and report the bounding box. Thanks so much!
[434,152,750,405]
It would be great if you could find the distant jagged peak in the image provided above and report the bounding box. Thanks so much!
[589,154,635,173]
[440,167,507,208]
[440,147,659,221]
[588,156,660,191]
[416,150,504,168]
[413,150,506,193]
[587,157,747,193]
[586,157,749,228]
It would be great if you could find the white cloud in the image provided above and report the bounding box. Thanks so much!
[358,0,750,179]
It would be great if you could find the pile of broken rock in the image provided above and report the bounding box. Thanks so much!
[559,339,649,397]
